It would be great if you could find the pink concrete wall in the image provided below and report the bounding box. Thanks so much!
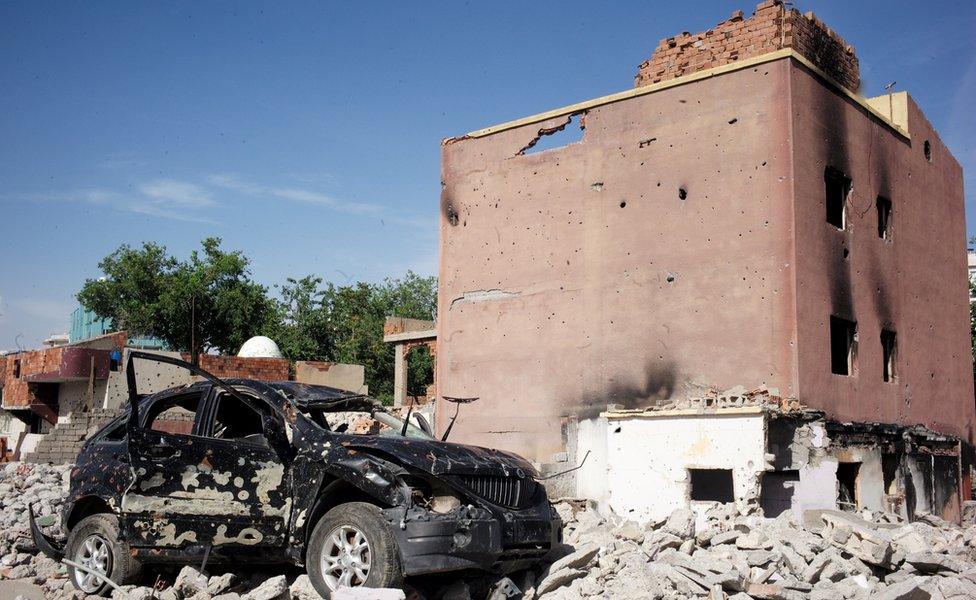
[789,62,975,443]
[438,61,799,461]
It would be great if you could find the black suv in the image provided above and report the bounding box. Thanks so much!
[30,352,559,598]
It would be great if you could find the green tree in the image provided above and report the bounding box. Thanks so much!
[272,271,437,403]
[271,276,333,361]
[78,238,276,361]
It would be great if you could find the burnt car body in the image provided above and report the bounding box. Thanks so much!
[31,352,559,597]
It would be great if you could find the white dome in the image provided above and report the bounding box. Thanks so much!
[237,336,283,358]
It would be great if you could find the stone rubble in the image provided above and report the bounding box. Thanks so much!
[4,462,976,599]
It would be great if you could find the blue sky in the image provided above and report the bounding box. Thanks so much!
[1,1,974,351]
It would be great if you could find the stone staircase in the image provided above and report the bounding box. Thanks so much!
[23,408,122,464]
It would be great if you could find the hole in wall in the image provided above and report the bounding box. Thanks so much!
[924,140,931,162]
[837,462,861,512]
[876,196,892,240]
[519,113,585,156]
[678,188,687,200]
[619,200,627,208]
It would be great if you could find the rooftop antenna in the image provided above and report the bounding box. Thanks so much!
[884,81,897,120]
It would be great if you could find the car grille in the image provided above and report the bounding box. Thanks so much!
[457,475,538,509]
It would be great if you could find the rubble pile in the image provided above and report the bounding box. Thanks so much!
[3,462,976,599]
[534,501,976,600]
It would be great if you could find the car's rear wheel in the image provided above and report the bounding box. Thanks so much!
[65,513,141,596]
[307,502,403,598]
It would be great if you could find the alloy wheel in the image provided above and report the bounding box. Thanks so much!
[320,525,371,590]
[73,534,112,593]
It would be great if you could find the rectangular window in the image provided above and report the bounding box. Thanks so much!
[12,359,20,379]
[689,468,734,503]
[881,329,897,382]
[830,315,857,376]
[876,196,892,239]
[825,167,851,229]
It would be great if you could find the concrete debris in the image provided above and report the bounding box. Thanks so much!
[5,462,976,599]
[607,384,804,416]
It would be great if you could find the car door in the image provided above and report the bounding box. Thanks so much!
[121,352,291,550]
[192,386,292,547]
[121,386,219,548]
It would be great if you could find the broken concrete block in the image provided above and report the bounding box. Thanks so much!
[664,507,696,538]
[547,544,600,573]
[535,567,586,597]
[616,520,645,542]
[874,576,933,600]
[905,552,969,574]
[679,538,696,554]
[241,575,289,600]
[288,575,319,600]
[743,581,807,600]
[710,530,742,546]
[735,531,773,550]
[747,550,779,567]
[208,572,238,595]
[641,530,683,558]
[174,566,209,597]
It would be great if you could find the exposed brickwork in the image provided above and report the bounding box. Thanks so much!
[0,331,127,413]
[184,354,291,381]
[634,1,859,92]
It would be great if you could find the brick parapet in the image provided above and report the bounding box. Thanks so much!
[635,1,859,92]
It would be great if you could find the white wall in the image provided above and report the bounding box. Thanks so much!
[603,409,767,524]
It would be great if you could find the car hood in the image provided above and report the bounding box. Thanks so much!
[334,435,539,478]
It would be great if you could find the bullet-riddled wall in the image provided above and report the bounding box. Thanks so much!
[438,59,798,461]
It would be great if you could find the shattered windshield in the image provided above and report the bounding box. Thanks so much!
[271,382,434,440]
[304,406,433,440]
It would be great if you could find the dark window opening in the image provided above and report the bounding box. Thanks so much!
[825,167,850,229]
[882,453,899,495]
[27,413,43,434]
[145,393,202,436]
[760,470,799,518]
[12,359,21,379]
[837,462,861,512]
[881,329,897,382]
[211,392,267,444]
[876,196,892,240]
[830,316,857,376]
[689,468,734,503]
[923,140,931,162]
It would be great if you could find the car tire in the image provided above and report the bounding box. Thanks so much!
[307,502,403,598]
[65,513,141,597]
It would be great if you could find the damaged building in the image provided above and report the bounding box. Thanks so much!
[436,1,973,523]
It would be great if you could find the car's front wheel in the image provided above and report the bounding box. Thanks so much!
[307,502,403,598]
[65,513,141,596]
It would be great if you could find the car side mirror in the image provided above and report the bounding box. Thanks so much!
[412,414,432,436]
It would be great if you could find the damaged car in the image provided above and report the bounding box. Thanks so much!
[30,352,560,597]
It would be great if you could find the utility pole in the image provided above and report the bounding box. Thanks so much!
[190,294,198,366]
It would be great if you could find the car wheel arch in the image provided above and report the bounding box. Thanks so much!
[66,496,115,532]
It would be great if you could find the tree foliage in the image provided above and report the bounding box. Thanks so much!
[79,238,438,403]
[77,238,276,359]
[272,272,437,403]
